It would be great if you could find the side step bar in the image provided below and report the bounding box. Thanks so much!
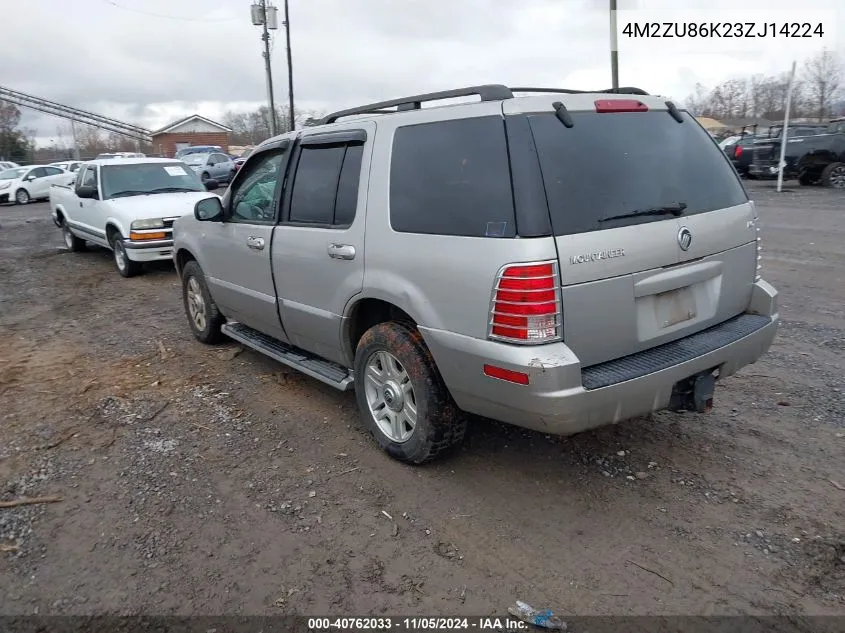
[221,322,354,391]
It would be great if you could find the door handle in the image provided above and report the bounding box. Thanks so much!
[327,243,356,260]
[246,236,265,250]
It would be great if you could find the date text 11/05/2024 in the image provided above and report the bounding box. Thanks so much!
[621,22,825,38]
[307,617,529,631]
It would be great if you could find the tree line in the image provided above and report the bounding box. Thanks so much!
[684,48,844,122]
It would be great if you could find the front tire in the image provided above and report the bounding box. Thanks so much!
[110,233,142,278]
[62,220,87,252]
[181,260,224,344]
[14,189,29,205]
[354,321,466,464]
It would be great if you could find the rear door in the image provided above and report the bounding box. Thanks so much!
[272,124,373,364]
[511,100,755,367]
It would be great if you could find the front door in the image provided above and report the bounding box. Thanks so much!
[27,167,51,199]
[72,165,106,245]
[200,146,289,340]
[272,123,373,365]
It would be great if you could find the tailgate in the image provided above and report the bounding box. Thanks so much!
[522,105,756,367]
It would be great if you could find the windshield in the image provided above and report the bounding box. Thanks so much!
[181,154,209,166]
[527,110,748,236]
[100,162,205,199]
[0,168,26,180]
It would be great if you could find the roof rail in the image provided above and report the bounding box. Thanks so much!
[319,84,514,124]
[511,86,650,96]
[318,84,652,125]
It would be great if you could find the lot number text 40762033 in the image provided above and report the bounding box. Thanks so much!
[307,616,529,631]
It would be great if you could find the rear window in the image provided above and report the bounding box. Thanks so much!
[527,111,748,236]
[389,116,516,238]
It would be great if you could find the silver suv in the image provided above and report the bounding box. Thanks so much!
[173,85,779,464]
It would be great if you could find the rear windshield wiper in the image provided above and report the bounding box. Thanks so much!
[598,202,687,223]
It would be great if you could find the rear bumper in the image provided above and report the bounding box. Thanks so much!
[123,238,174,263]
[421,280,779,436]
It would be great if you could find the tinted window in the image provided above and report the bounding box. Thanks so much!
[45,167,63,176]
[527,111,748,236]
[80,166,97,188]
[333,145,364,226]
[30,167,47,178]
[289,145,345,224]
[231,150,285,223]
[390,116,516,237]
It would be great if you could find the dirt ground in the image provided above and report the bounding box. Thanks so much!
[0,180,843,618]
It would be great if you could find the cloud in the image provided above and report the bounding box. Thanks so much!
[2,0,843,144]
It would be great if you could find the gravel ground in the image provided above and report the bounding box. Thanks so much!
[0,180,843,618]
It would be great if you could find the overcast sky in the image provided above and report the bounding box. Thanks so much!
[3,0,843,147]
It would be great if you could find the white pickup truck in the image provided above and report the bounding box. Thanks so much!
[50,158,220,277]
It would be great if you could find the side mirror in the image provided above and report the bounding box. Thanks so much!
[76,185,98,199]
[204,179,220,191]
[25,175,35,182]
[195,196,224,222]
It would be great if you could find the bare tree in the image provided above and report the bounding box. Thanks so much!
[224,105,327,145]
[802,48,843,121]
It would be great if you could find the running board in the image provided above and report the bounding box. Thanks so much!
[221,322,354,391]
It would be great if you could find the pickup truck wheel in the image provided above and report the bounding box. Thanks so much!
[61,221,86,252]
[14,189,29,205]
[181,261,224,344]
[354,321,466,464]
[821,162,845,189]
[110,234,141,278]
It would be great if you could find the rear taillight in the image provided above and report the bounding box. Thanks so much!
[489,261,562,344]
[735,145,743,158]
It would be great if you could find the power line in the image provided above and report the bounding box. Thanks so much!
[99,0,239,22]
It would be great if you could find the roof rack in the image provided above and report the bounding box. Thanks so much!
[319,84,651,124]
[319,84,514,124]
[511,87,650,95]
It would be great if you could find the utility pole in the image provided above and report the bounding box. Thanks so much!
[70,119,80,161]
[251,0,279,136]
[776,60,797,194]
[283,0,295,131]
[609,0,619,91]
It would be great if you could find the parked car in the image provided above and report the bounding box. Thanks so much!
[50,160,83,173]
[50,158,220,277]
[233,148,254,172]
[175,146,224,159]
[94,152,145,160]
[0,161,20,171]
[181,152,235,184]
[0,164,70,204]
[750,120,845,186]
[172,84,779,464]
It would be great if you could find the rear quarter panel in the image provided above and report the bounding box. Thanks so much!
[356,102,559,340]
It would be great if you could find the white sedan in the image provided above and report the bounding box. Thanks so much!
[0,165,71,205]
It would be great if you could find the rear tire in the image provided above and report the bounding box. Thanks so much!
[110,233,142,278]
[798,173,817,186]
[353,321,466,464]
[62,220,87,252]
[14,189,29,205]
[181,260,225,344]
[820,162,845,189]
